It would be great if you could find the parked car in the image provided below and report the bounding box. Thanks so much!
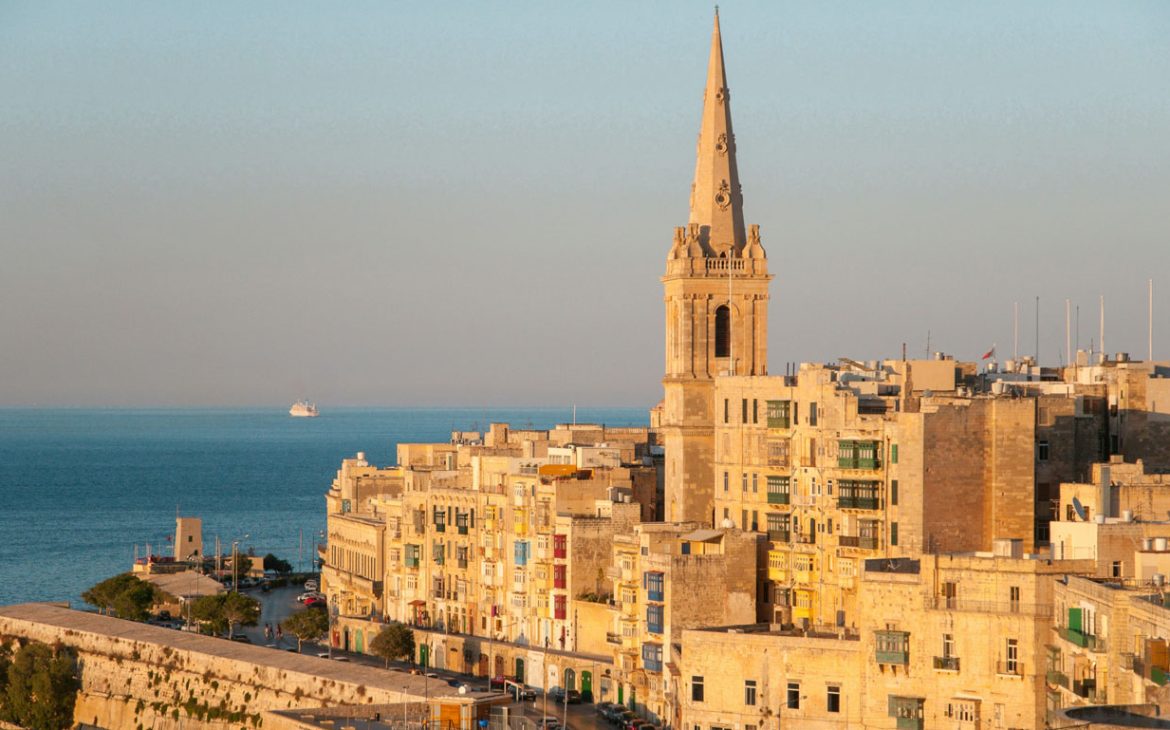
[596,702,617,715]
[535,718,560,730]
[304,579,319,591]
[303,596,324,608]
[548,688,581,705]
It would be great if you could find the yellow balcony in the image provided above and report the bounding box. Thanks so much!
[768,567,787,581]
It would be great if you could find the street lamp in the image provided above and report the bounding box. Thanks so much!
[231,534,250,593]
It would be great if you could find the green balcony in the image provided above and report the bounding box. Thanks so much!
[767,492,790,505]
[876,631,910,665]
[1154,667,1168,686]
[1046,670,1069,688]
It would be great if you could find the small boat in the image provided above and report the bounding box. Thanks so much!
[289,400,319,418]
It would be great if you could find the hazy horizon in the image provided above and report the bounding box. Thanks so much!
[2,1,1167,408]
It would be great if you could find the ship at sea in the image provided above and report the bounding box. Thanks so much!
[289,400,319,418]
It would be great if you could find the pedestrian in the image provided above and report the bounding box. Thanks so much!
[276,625,283,641]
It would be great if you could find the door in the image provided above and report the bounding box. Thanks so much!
[515,657,525,683]
[355,629,364,654]
[581,671,593,701]
[420,644,429,668]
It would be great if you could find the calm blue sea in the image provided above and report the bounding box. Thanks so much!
[0,407,647,607]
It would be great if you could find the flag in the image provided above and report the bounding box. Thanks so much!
[981,345,996,360]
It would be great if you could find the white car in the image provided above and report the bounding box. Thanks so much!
[304,579,319,591]
[298,592,324,603]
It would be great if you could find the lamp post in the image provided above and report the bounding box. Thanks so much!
[231,534,249,592]
[401,686,408,729]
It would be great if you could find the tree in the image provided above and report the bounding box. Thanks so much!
[188,592,260,638]
[81,573,140,615]
[0,641,80,730]
[262,553,292,574]
[81,574,167,621]
[368,623,415,668]
[281,609,329,652]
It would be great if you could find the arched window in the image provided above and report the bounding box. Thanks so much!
[715,305,730,357]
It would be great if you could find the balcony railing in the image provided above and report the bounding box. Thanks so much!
[767,529,790,542]
[606,632,621,645]
[926,595,1053,619]
[1058,627,1105,651]
[839,535,879,549]
[933,656,960,671]
[794,533,815,545]
[1072,680,1105,702]
[996,661,1024,677]
[1046,670,1070,688]
[838,496,881,510]
[767,492,790,505]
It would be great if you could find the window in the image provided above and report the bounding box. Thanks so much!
[742,398,748,423]
[752,399,758,424]
[1010,585,1021,611]
[786,682,800,709]
[642,643,663,671]
[1038,440,1050,461]
[645,572,665,601]
[742,473,748,492]
[890,522,898,546]
[715,306,730,358]
[691,676,704,702]
[554,595,567,620]
[553,533,567,558]
[647,604,664,634]
[723,471,729,492]
[809,402,818,426]
[553,564,567,589]
[942,632,955,657]
[723,399,729,424]
[513,540,530,566]
[752,473,758,493]
[891,444,899,464]
[1005,638,1019,675]
[1112,561,1122,578]
[766,400,791,428]
[744,680,757,706]
[751,510,759,532]
[891,479,898,506]
[741,510,748,531]
[827,686,840,713]
[942,581,957,608]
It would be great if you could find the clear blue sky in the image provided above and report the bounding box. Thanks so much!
[1,1,1167,407]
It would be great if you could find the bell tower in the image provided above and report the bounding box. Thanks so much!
[661,10,771,524]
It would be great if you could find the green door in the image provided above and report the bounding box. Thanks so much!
[618,685,623,705]
[581,671,592,701]
[515,657,525,682]
[355,630,364,654]
[420,644,429,668]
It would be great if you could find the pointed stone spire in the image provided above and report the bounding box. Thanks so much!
[688,9,745,257]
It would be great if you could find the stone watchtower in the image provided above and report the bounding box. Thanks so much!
[661,11,771,524]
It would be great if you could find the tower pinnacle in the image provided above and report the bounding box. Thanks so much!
[688,9,745,256]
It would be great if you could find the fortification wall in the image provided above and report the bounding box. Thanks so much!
[0,604,432,730]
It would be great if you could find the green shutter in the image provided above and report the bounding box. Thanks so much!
[891,522,899,546]
[1068,607,1083,632]
[891,444,899,464]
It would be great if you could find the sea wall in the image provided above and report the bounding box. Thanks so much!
[0,604,444,730]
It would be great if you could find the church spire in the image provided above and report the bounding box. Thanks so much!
[688,8,745,256]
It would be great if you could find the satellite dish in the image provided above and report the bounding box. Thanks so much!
[1072,497,1087,521]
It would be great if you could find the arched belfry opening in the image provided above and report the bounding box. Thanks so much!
[715,305,730,358]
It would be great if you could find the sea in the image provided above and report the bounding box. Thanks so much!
[0,406,648,607]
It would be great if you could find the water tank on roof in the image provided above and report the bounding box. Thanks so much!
[1157,537,1169,552]
[1143,538,1154,551]
[1122,510,1134,523]
[1095,514,1107,524]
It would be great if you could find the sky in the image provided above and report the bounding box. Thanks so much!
[1,1,1167,408]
